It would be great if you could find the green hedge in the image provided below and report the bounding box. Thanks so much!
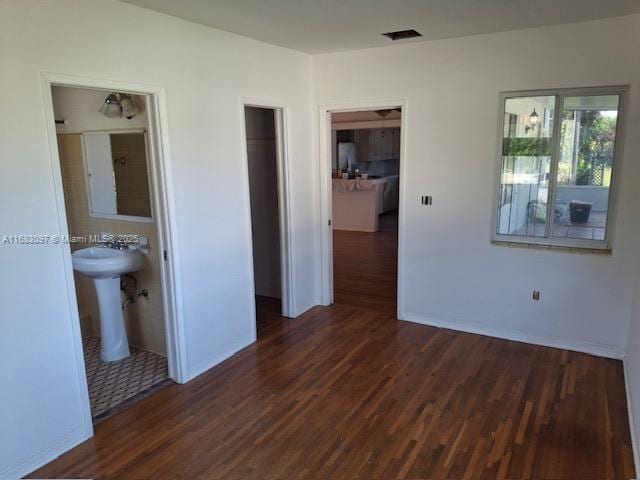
[502,137,552,157]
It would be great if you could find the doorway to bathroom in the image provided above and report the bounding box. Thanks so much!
[42,75,184,430]
[242,102,293,338]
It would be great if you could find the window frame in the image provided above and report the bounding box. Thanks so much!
[491,85,629,251]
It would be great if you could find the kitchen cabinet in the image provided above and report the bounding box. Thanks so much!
[354,130,367,162]
[392,128,401,159]
[382,176,400,212]
[355,127,401,162]
[381,129,394,160]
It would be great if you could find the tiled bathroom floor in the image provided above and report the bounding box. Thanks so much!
[83,336,170,420]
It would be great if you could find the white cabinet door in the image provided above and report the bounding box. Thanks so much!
[382,129,394,159]
[361,128,402,162]
[392,128,401,158]
[354,129,370,163]
[369,129,382,161]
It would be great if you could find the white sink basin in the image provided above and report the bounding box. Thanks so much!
[71,246,145,362]
[72,246,143,279]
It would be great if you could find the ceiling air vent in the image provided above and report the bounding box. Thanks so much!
[382,29,422,41]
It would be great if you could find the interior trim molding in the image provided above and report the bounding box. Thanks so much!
[400,312,625,359]
[316,98,409,315]
[623,360,640,477]
[239,96,296,320]
[0,426,88,479]
[40,72,188,385]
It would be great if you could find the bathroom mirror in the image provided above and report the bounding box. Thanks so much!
[82,130,152,221]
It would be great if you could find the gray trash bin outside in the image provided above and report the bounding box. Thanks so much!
[570,201,593,223]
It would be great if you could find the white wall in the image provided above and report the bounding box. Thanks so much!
[3,2,640,476]
[313,15,640,357]
[626,284,640,473]
[0,0,315,476]
[245,107,281,299]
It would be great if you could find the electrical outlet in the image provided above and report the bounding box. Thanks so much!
[533,290,540,301]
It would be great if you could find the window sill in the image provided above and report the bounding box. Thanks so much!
[490,240,612,256]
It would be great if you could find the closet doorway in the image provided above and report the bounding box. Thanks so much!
[242,102,293,336]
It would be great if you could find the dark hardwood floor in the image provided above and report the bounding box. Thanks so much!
[333,229,398,316]
[32,230,635,479]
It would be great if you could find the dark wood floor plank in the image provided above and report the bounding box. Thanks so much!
[333,229,398,316]
[31,230,634,479]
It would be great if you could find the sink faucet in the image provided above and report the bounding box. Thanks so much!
[111,240,129,250]
[101,239,128,250]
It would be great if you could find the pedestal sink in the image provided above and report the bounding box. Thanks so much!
[72,246,143,362]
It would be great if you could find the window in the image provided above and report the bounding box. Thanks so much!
[493,87,626,250]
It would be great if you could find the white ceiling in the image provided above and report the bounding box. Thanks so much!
[119,0,640,54]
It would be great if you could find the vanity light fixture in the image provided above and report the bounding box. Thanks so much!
[98,92,140,119]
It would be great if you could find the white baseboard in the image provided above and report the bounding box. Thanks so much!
[186,338,255,382]
[1,426,89,479]
[292,301,319,318]
[187,298,324,382]
[400,312,625,359]
[623,360,640,479]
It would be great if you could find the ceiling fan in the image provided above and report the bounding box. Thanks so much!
[374,108,402,118]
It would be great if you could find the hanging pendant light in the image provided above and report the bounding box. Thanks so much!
[529,108,539,128]
[98,92,122,118]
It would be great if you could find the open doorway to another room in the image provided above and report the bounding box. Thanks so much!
[243,106,289,337]
[331,108,401,316]
[51,85,173,423]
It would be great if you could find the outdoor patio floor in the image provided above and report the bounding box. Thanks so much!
[513,211,606,240]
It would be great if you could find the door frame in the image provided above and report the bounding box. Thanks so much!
[317,99,408,318]
[239,97,294,320]
[40,72,188,437]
